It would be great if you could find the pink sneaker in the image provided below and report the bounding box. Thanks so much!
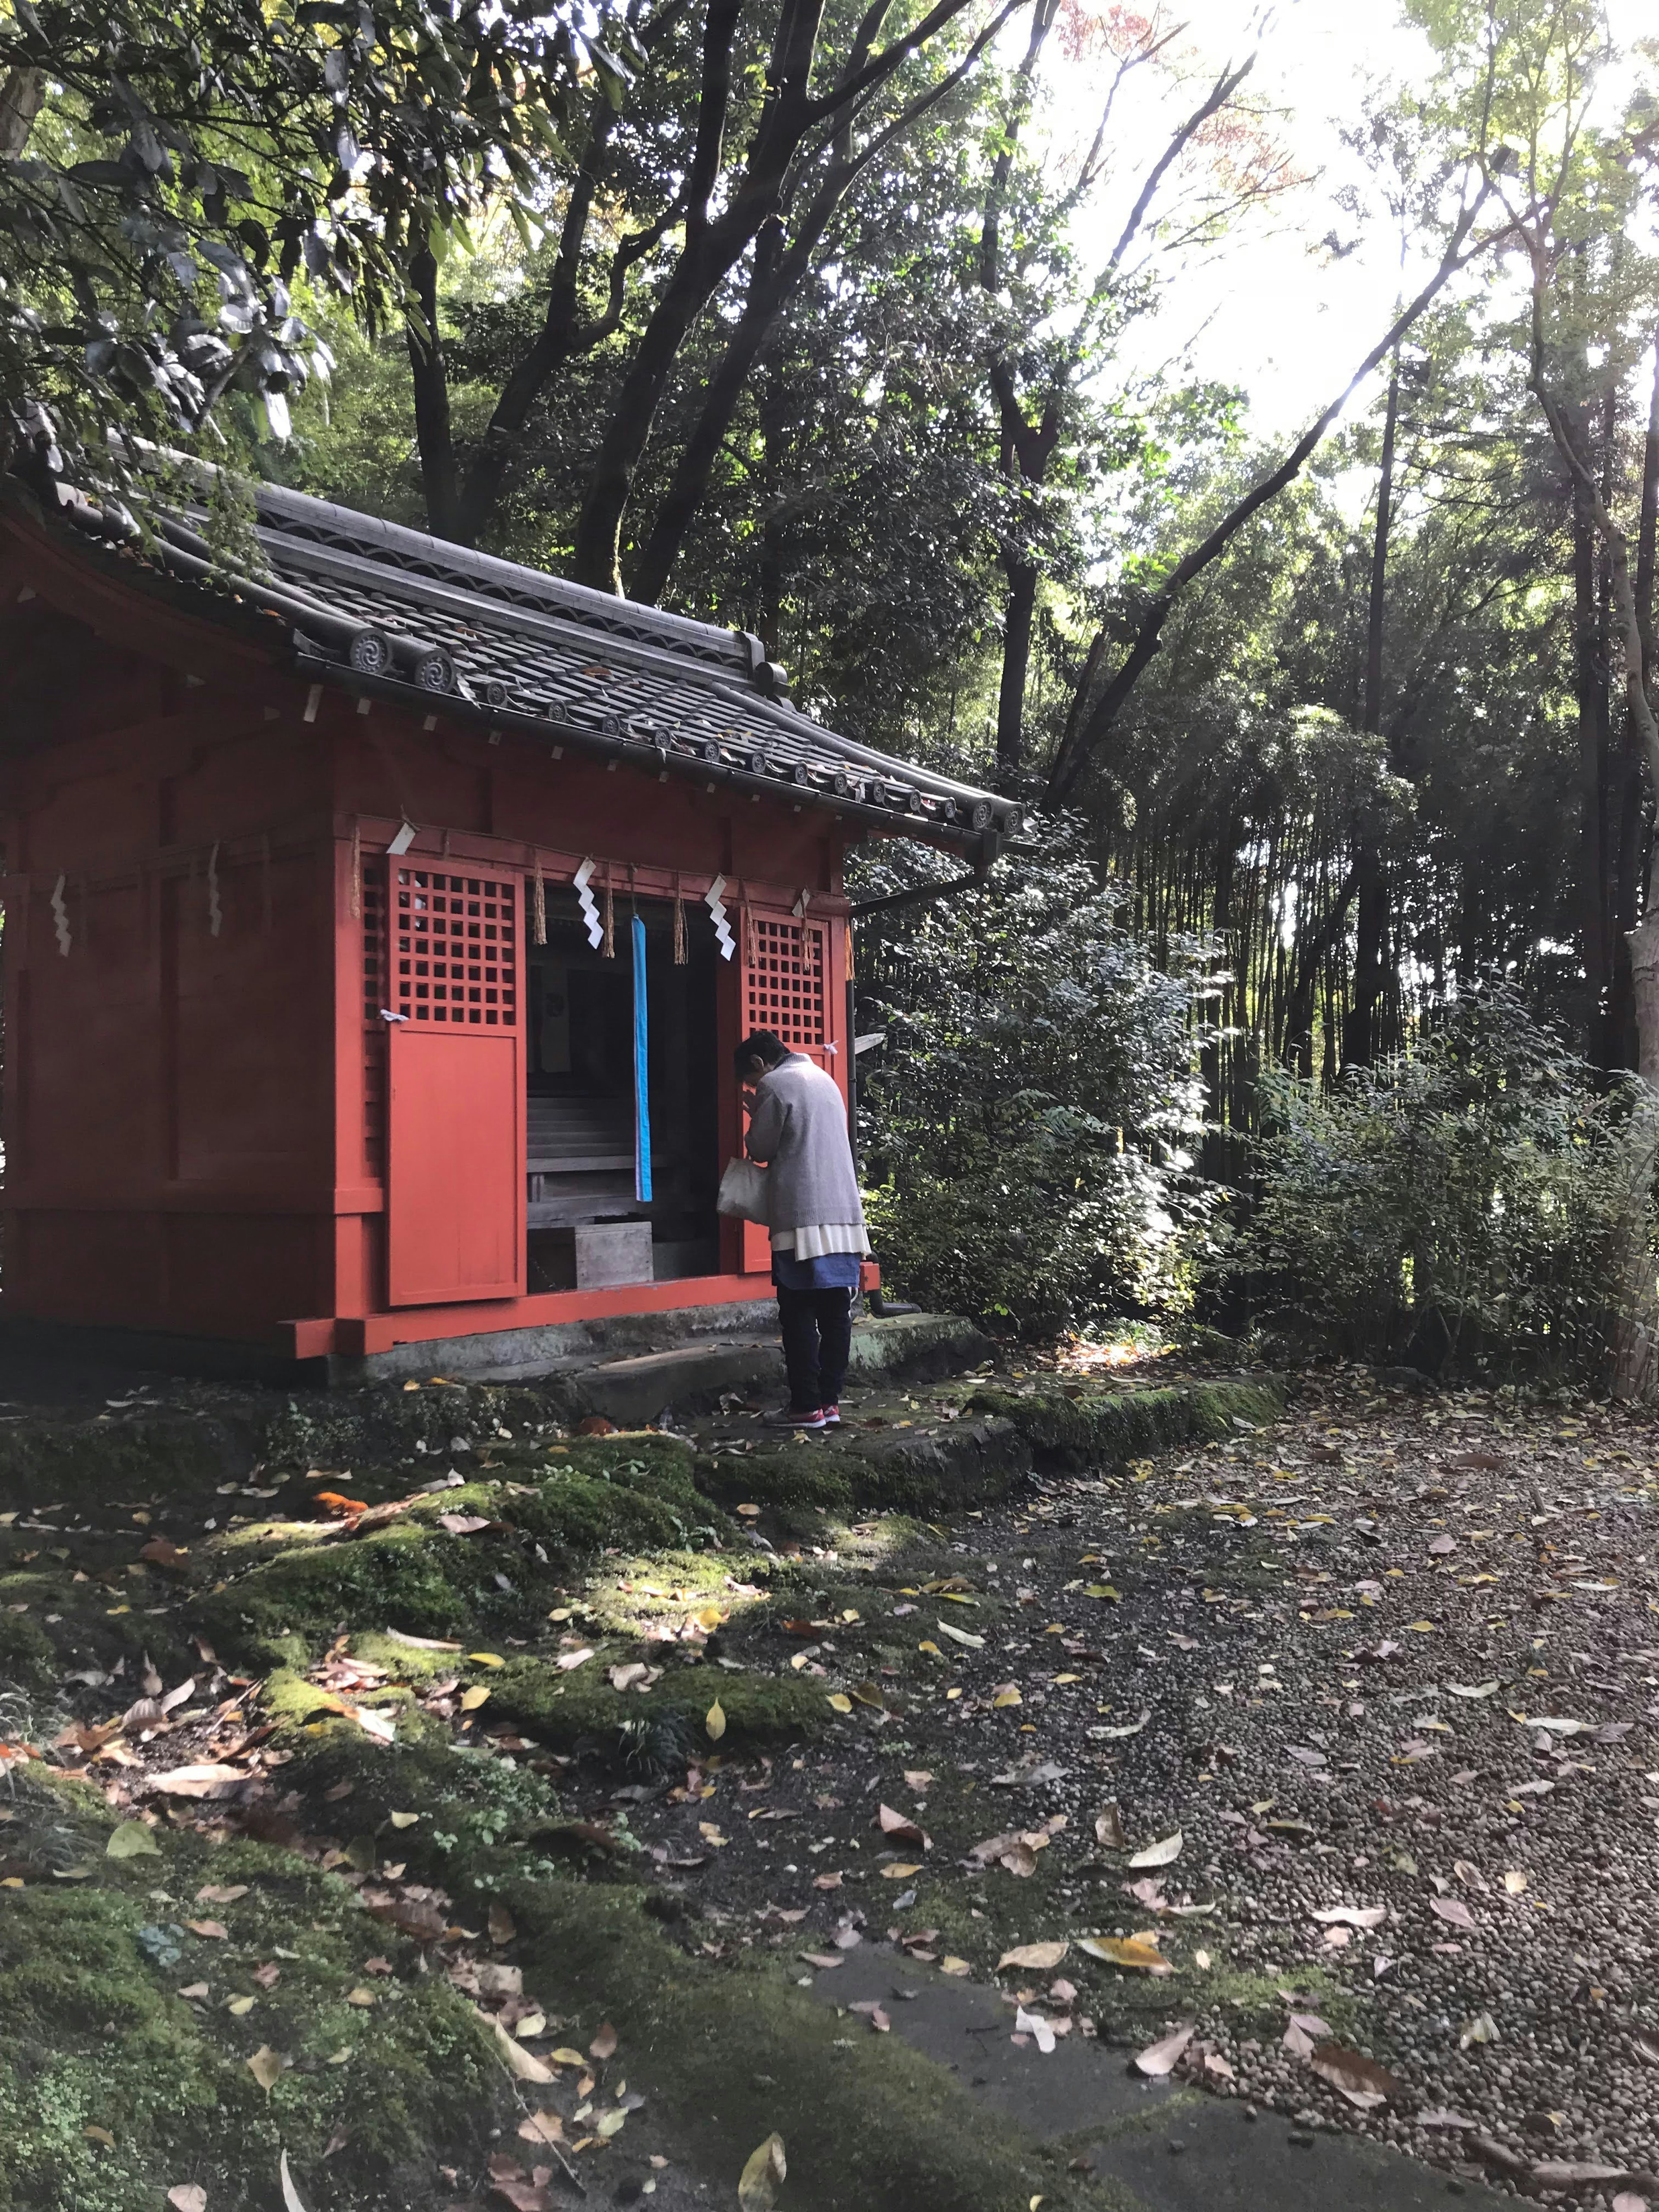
[766,1404,828,1430]
[819,1404,842,1427]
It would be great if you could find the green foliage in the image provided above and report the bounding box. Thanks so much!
[1236,988,1643,1380]
[856,827,1217,1335]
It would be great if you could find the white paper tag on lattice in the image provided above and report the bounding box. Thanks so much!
[573,857,604,950]
[704,873,735,962]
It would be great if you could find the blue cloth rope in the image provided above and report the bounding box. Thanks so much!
[632,915,652,1203]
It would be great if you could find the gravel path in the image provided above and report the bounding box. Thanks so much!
[603,1370,1659,2209]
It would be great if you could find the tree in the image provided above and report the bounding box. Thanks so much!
[0,0,598,477]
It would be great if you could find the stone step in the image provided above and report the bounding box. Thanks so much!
[806,1946,1512,2212]
[571,1310,991,1426]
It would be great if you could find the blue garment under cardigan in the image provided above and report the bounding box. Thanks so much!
[771,1249,861,1292]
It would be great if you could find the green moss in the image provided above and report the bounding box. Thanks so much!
[0,1608,57,1693]
[503,1876,1089,2212]
[963,1377,1283,1466]
[487,1651,831,1756]
[194,1517,475,1665]
[0,1788,509,2212]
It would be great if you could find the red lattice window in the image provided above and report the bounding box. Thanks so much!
[391,868,519,1027]
[745,916,826,1048]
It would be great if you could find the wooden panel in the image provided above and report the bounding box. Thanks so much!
[388,1027,524,1303]
[384,861,526,1306]
[735,908,841,1273]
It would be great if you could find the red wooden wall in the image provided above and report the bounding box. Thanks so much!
[0,519,860,1360]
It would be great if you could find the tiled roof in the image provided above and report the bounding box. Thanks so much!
[50,471,1019,854]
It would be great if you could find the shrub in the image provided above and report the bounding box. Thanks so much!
[854,829,1217,1334]
[1236,986,1643,1382]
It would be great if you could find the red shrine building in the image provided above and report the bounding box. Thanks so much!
[0,465,1015,1378]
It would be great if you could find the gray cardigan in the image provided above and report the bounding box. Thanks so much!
[745,1055,864,1231]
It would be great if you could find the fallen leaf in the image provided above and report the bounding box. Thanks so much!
[195,1884,248,1904]
[246,2047,284,2092]
[880,1862,922,1879]
[1094,1803,1127,1850]
[997,1942,1068,1972]
[1532,2165,1648,2190]
[826,1694,852,1714]
[1447,1680,1500,1699]
[590,2022,618,2061]
[459,1686,492,1712]
[1430,1897,1478,1932]
[1076,1935,1171,1975]
[738,2133,787,2212]
[1134,2023,1196,2077]
[1308,2043,1402,2110]
[106,1822,160,1859]
[227,1996,257,2017]
[187,1920,228,1940]
[1127,1831,1182,1869]
[1503,1870,1529,1895]
[1459,2012,1499,2047]
[553,1649,593,1673]
[1205,2052,1236,2081]
[147,1764,248,1799]
[904,1770,933,1790]
[1094,1708,1150,1740]
[940,1956,971,1976]
[490,2015,555,2083]
[1611,2195,1649,2212]
[279,2154,311,2212]
[1014,2006,1056,2053]
[705,1700,727,1742]
[877,1804,931,1850]
[166,2189,207,2212]
[1309,1905,1386,1930]
[936,1621,985,1648]
[518,2113,565,2147]
[388,1812,420,1831]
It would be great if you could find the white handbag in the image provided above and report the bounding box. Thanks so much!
[717,1157,770,1222]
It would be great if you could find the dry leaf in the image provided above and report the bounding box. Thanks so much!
[936,1620,985,1648]
[1205,2052,1236,2081]
[1611,2194,1649,2212]
[1095,1708,1150,1740]
[589,2021,618,2061]
[227,1996,257,2017]
[147,1764,248,1799]
[389,1812,420,1831]
[1127,1831,1182,1869]
[992,1684,1023,1709]
[1459,2012,1499,2047]
[826,1693,852,1713]
[997,1942,1068,1973]
[1076,1935,1171,1975]
[1503,1870,1528,1895]
[738,2133,787,2212]
[1309,1905,1385,1929]
[246,2047,284,2092]
[459,1686,492,1712]
[941,1956,971,1976]
[705,1700,727,1742]
[166,2189,207,2212]
[1532,2166,1647,2190]
[1308,2043,1402,2110]
[880,1862,922,1879]
[1094,1803,1127,1850]
[279,2153,311,2212]
[1430,1897,1478,1932]
[187,1920,228,1941]
[518,2113,565,2147]
[195,1885,248,1904]
[1134,2023,1196,2077]
[1013,2006,1056,2054]
[490,2015,555,2083]
[489,1902,517,1945]
[877,1804,931,1850]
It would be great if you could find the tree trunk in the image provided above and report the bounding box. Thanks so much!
[996,560,1038,771]
[0,67,44,157]
[405,248,461,543]
[1344,355,1399,1071]
[1570,404,1613,1054]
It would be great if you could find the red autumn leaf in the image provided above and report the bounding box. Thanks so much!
[312,1491,368,1517]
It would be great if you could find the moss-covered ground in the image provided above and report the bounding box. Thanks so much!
[1,1355,1306,2212]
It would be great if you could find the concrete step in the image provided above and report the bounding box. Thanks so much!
[807,1946,1511,2212]
[572,1310,991,1426]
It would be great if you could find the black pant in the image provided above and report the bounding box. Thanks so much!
[777,1285,854,1411]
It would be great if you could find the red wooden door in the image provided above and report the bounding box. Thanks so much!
[738,910,834,1272]
[384,862,525,1305]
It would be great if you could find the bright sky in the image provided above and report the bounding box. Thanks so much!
[1058,0,1655,442]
